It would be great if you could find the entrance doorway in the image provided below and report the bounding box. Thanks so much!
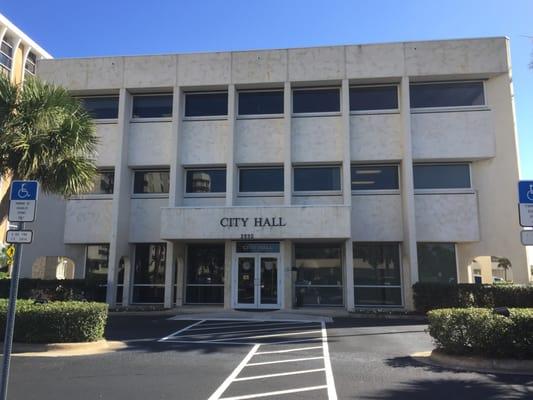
[232,242,282,309]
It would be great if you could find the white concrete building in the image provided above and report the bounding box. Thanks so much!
[21,37,530,311]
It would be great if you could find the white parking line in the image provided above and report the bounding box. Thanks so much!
[219,385,328,400]
[178,325,316,338]
[158,320,205,342]
[188,322,316,332]
[321,321,338,400]
[255,345,323,355]
[246,356,324,366]
[233,368,326,382]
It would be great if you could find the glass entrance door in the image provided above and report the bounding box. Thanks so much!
[234,254,280,309]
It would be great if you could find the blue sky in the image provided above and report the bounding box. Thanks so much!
[3,0,533,178]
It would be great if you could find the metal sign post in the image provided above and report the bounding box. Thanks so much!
[1,180,38,400]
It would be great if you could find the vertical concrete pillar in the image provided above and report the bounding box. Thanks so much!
[106,89,132,306]
[282,239,293,310]
[399,77,418,310]
[226,84,236,207]
[224,240,233,309]
[283,82,292,205]
[341,79,352,206]
[174,243,186,306]
[163,241,175,308]
[169,84,184,207]
[344,239,355,311]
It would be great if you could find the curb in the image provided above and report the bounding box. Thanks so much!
[411,350,533,375]
[1,340,128,357]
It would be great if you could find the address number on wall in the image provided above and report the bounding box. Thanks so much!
[240,234,254,240]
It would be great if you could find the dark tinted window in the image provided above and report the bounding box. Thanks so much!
[414,164,470,189]
[132,95,173,118]
[351,165,398,190]
[417,243,457,284]
[294,244,343,306]
[132,243,166,303]
[239,91,284,115]
[293,89,340,113]
[80,96,119,119]
[85,244,109,283]
[185,169,226,193]
[410,82,485,108]
[185,92,228,117]
[87,170,114,194]
[294,166,341,192]
[239,168,283,192]
[354,243,401,286]
[350,86,398,111]
[133,170,170,194]
[186,244,225,304]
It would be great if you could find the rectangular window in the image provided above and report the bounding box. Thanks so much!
[86,169,114,194]
[350,85,398,112]
[351,165,399,191]
[133,170,170,194]
[417,243,457,284]
[85,244,109,302]
[185,169,226,194]
[410,82,485,108]
[132,94,173,118]
[353,243,402,306]
[132,243,166,303]
[294,244,343,306]
[25,52,36,74]
[186,244,225,304]
[185,92,228,117]
[413,164,470,190]
[79,96,119,119]
[238,90,284,116]
[0,41,12,70]
[294,166,341,192]
[293,88,340,114]
[239,167,284,193]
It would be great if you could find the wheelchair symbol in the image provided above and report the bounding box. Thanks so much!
[528,184,533,202]
[17,184,30,199]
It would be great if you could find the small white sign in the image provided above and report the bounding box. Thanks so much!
[519,204,533,227]
[6,230,33,244]
[521,230,533,246]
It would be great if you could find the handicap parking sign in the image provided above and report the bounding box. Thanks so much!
[8,180,39,222]
[10,181,38,201]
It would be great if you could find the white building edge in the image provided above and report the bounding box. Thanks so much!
[20,37,531,311]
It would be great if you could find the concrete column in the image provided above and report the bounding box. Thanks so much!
[163,241,175,308]
[341,79,352,206]
[9,38,21,82]
[121,253,132,306]
[174,243,186,306]
[224,240,233,309]
[283,82,292,205]
[282,240,293,310]
[226,84,236,207]
[399,77,418,310]
[344,239,355,311]
[169,86,184,207]
[106,88,132,306]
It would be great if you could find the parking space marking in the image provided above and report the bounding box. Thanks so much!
[233,368,326,382]
[179,325,317,338]
[158,320,205,342]
[219,385,329,400]
[255,345,323,355]
[246,356,324,367]
[321,321,338,400]
[188,322,315,332]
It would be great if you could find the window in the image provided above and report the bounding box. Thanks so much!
[294,244,343,306]
[294,166,341,192]
[350,85,398,112]
[132,94,173,118]
[410,82,485,108]
[417,243,457,284]
[185,92,228,117]
[185,169,226,194]
[86,169,114,194]
[25,52,36,75]
[351,165,399,191]
[293,88,340,114]
[413,164,470,190]
[186,244,225,304]
[238,91,284,116]
[79,96,119,119]
[85,244,109,302]
[133,243,166,303]
[239,167,284,193]
[354,243,402,306]
[133,170,170,194]
[0,40,13,71]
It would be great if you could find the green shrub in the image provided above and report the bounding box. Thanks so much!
[0,299,108,343]
[427,308,533,359]
[413,283,533,313]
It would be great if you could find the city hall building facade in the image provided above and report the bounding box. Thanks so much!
[20,37,530,311]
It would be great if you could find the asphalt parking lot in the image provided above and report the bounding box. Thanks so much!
[5,314,533,400]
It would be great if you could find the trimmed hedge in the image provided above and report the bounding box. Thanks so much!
[0,299,108,343]
[413,283,533,313]
[0,279,106,302]
[427,308,533,359]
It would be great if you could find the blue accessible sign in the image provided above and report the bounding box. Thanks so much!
[8,181,39,222]
[518,181,533,227]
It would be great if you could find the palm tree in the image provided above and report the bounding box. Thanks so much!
[0,73,98,221]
